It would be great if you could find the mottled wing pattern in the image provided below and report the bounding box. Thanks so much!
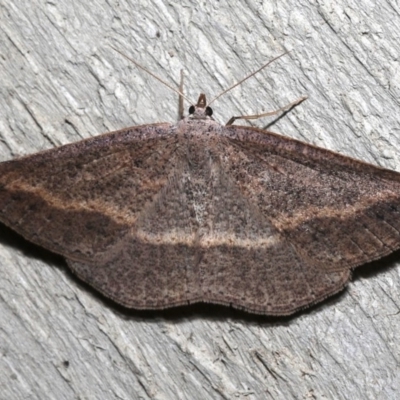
[0,123,181,262]
[223,126,400,270]
[2,119,400,316]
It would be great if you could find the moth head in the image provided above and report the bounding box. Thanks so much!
[188,93,213,119]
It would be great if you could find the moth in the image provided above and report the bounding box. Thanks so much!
[1,50,399,316]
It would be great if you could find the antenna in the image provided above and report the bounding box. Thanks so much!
[110,45,195,105]
[207,51,290,106]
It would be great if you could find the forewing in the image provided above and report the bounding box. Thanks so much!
[223,125,400,272]
[0,123,179,262]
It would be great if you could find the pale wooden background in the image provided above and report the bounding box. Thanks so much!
[1,1,400,399]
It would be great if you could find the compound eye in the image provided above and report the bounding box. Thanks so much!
[188,105,195,114]
[205,106,213,116]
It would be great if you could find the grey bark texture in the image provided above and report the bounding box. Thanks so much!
[1,1,399,399]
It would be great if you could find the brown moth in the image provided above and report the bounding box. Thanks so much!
[1,54,400,316]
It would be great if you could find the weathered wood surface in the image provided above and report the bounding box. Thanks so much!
[0,1,399,399]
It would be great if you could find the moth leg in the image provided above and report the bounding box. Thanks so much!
[225,96,307,126]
